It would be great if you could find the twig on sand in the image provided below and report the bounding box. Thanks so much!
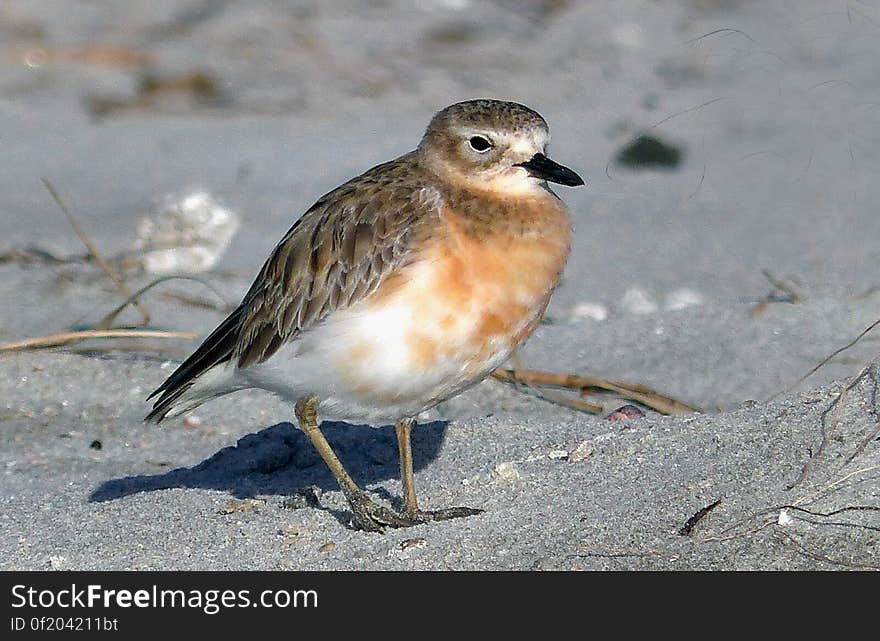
[0,247,90,266]
[776,530,880,570]
[490,369,601,414]
[68,343,194,357]
[780,504,880,518]
[491,367,700,415]
[528,386,603,414]
[94,275,232,329]
[683,469,880,573]
[694,517,776,543]
[760,268,801,304]
[849,420,880,465]
[0,329,197,352]
[778,504,880,533]
[790,464,880,507]
[762,311,880,488]
[770,317,880,401]
[750,269,802,316]
[159,290,235,313]
[787,359,880,489]
[695,466,880,547]
[42,178,151,327]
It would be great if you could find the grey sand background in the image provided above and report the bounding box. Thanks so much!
[1,0,879,569]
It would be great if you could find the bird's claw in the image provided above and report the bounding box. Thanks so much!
[347,492,482,532]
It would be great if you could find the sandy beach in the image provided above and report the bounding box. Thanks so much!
[1,0,878,570]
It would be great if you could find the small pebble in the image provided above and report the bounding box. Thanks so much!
[399,538,427,550]
[605,404,645,421]
[664,288,703,311]
[89,440,102,451]
[48,555,67,570]
[568,440,595,463]
[548,449,569,460]
[777,509,794,527]
[621,287,658,314]
[183,415,203,428]
[42,405,60,418]
[493,462,521,482]
[319,542,335,553]
[570,302,608,322]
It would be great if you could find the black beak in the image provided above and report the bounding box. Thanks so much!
[515,153,584,187]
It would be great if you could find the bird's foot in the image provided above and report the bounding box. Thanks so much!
[347,491,482,532]
[347,491,418,532]
[404,506,484,523]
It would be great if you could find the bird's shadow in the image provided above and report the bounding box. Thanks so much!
[89,420,449,524]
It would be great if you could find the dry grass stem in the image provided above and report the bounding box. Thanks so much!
[771,317,880,401]
[0,329,197,352]
[492,367,699,415]
[42,178,151,326]
[95,275,231,329]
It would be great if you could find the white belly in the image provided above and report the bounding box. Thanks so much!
[235,205,569,424]
[238,260,531,423]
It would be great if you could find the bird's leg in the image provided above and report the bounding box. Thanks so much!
[294,396,412,532]
[394,418,483,523]
[395,418,420,515]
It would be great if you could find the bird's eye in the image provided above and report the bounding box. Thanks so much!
[468,136,492,152]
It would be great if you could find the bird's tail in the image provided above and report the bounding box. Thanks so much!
[145,306,245,423]
[145,363,239,423]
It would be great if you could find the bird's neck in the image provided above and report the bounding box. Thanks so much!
[440,181,570,240]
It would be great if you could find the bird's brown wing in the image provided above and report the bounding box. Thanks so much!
[236,160,438,366]
[146,155,439,421]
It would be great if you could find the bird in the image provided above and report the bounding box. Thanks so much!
[146,99,585,532]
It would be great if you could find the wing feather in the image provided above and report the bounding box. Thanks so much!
[146,154,440,421]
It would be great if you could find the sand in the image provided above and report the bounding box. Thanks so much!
[1,0,878,570]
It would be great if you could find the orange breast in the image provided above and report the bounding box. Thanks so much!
[371,197,571,374]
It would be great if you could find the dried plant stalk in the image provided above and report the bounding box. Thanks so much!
[0,329,197,352]
[492,368,699,415]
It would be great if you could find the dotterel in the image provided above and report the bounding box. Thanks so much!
[146,99,585,532]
